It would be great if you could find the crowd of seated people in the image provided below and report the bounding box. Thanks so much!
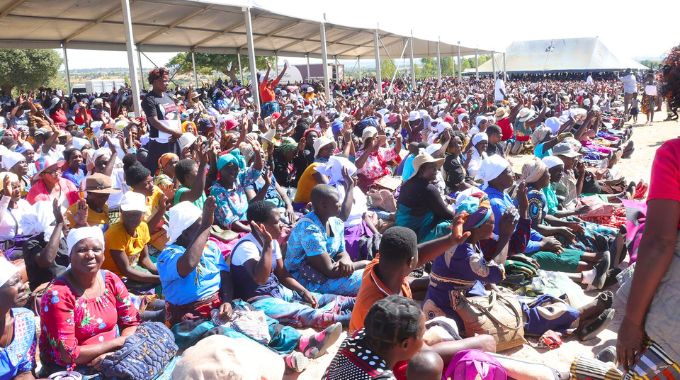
[0,48,678,379]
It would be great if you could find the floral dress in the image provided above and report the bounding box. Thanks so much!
[38,270,140,370]
[0,308,36,379]
[356,147,399,190]
[210,167,261,229]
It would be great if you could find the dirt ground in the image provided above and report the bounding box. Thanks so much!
[287,111,680,380]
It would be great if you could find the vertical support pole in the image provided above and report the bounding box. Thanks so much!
[457,41,462,80]
[275,53,279,76]
[191,51,198,87]
[244,7,260,111]
[121,0,142,116]
[475,49,479,80]
[436,37,441,84]
[319,21,330,100]
[62,43,72,95]
[503,52,507,81]
[409,32,416,89]
[374,28,382,96]
[137,49,145,90]
[357,56,361,79]
[305,53,310,81]
[237,51,243,84]
[492,52,497,81]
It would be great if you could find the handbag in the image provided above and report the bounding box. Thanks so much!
[100,322,178,380]
[453,288,526,352]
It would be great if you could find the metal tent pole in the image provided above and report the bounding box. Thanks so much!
[320,20,330,99]
[503,52,507,81]
[409,32,416,89]
[244,7,260,110]
[62,43,72,95]
[305,53,310,81]
[237,51,243,84]
[436,37,441,84]
[121,0,142,116]
[357,56,361,79]
[457,41,462,80]
[191,51,198,87]
[275,53,279,76]
[475,49,479,80]
[374,28,382,96]
[492,52,496,81]
[137,49,145,90]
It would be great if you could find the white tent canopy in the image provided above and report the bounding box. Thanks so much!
[476,37,646,74]
[0,0,491,58]
[0,0,495,113]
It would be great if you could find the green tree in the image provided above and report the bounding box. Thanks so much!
[418,57,437,78]
[168,52,271,85]
[0,49,62,96]
[381,58,397,79]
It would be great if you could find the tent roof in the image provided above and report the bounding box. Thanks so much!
[476,37,646,73]
[0,0,493,59]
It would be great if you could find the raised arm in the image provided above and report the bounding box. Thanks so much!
[176,196,215,277]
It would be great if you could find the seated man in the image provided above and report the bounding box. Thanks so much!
[350,225,496,369]
[158,199,342,372]
[285,184,369,296]
[324,295,425,380]
[231,201,354,329]
[66,173,119,230]
[102,192,160,294]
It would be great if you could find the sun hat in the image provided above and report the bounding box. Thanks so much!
[494,107,509,120]
[178,132,197,152]
[553,142,580,158]
[412,152,445,174]
[361,126,378,144]
[33,156,65,179]
[313,136,336,158]
[542,156,564,169]
[517,108,536,122]
[84,173,119,194]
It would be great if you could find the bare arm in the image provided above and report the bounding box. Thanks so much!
[176,197,215,277]
[416,214,470,266]
[179,151,208,203]
[109,249,160,283]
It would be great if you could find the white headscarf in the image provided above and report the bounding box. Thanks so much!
[315,155,357,186]
[0,257,18,287]
[542,156,564,170]
[66,226,105,255]
[167,201,202,245]
[475,154,511,184]
[471,132,489,147]
[1,151,25,170]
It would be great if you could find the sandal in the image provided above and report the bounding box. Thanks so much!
[577,308,615,341]
[284,352,310,373]
[302,322,343,359]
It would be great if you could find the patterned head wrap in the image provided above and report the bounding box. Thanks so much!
[455,188,492,230]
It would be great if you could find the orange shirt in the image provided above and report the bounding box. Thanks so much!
[348,257,413,333]
[259,79,279,104]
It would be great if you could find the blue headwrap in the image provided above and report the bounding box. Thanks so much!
[455,188,492,230]
[216,150,246,171]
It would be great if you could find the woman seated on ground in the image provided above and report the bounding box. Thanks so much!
[102,192,160,294]
[355,126,401,192]
[26,156,79,208]
[324,295,425,380]
[158,200,341,372]
[285,184,368,297]
[542,156,626,264]
[522,158,615,279]
[423,188,615,341]
[463,132,489,178]
[396,152,455,243]
[173,147,209,208]
[316,156,380,261]
[231,201,355,329]
[478,155,610,290]
[0,257,36,380]
[210,139,263,233]
[443,131,476,193]
[153,153,178,201]
[124,159,168,254]
[62,148,87,188]
[39,226,140,374]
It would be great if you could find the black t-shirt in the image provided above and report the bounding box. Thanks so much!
[23,233,69,290]
[398,177,451,219]
[443,153,467,189]
[141,91,179,138]
[487,142,506,158]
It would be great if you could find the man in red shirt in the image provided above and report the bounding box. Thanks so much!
[259,61,288,118]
